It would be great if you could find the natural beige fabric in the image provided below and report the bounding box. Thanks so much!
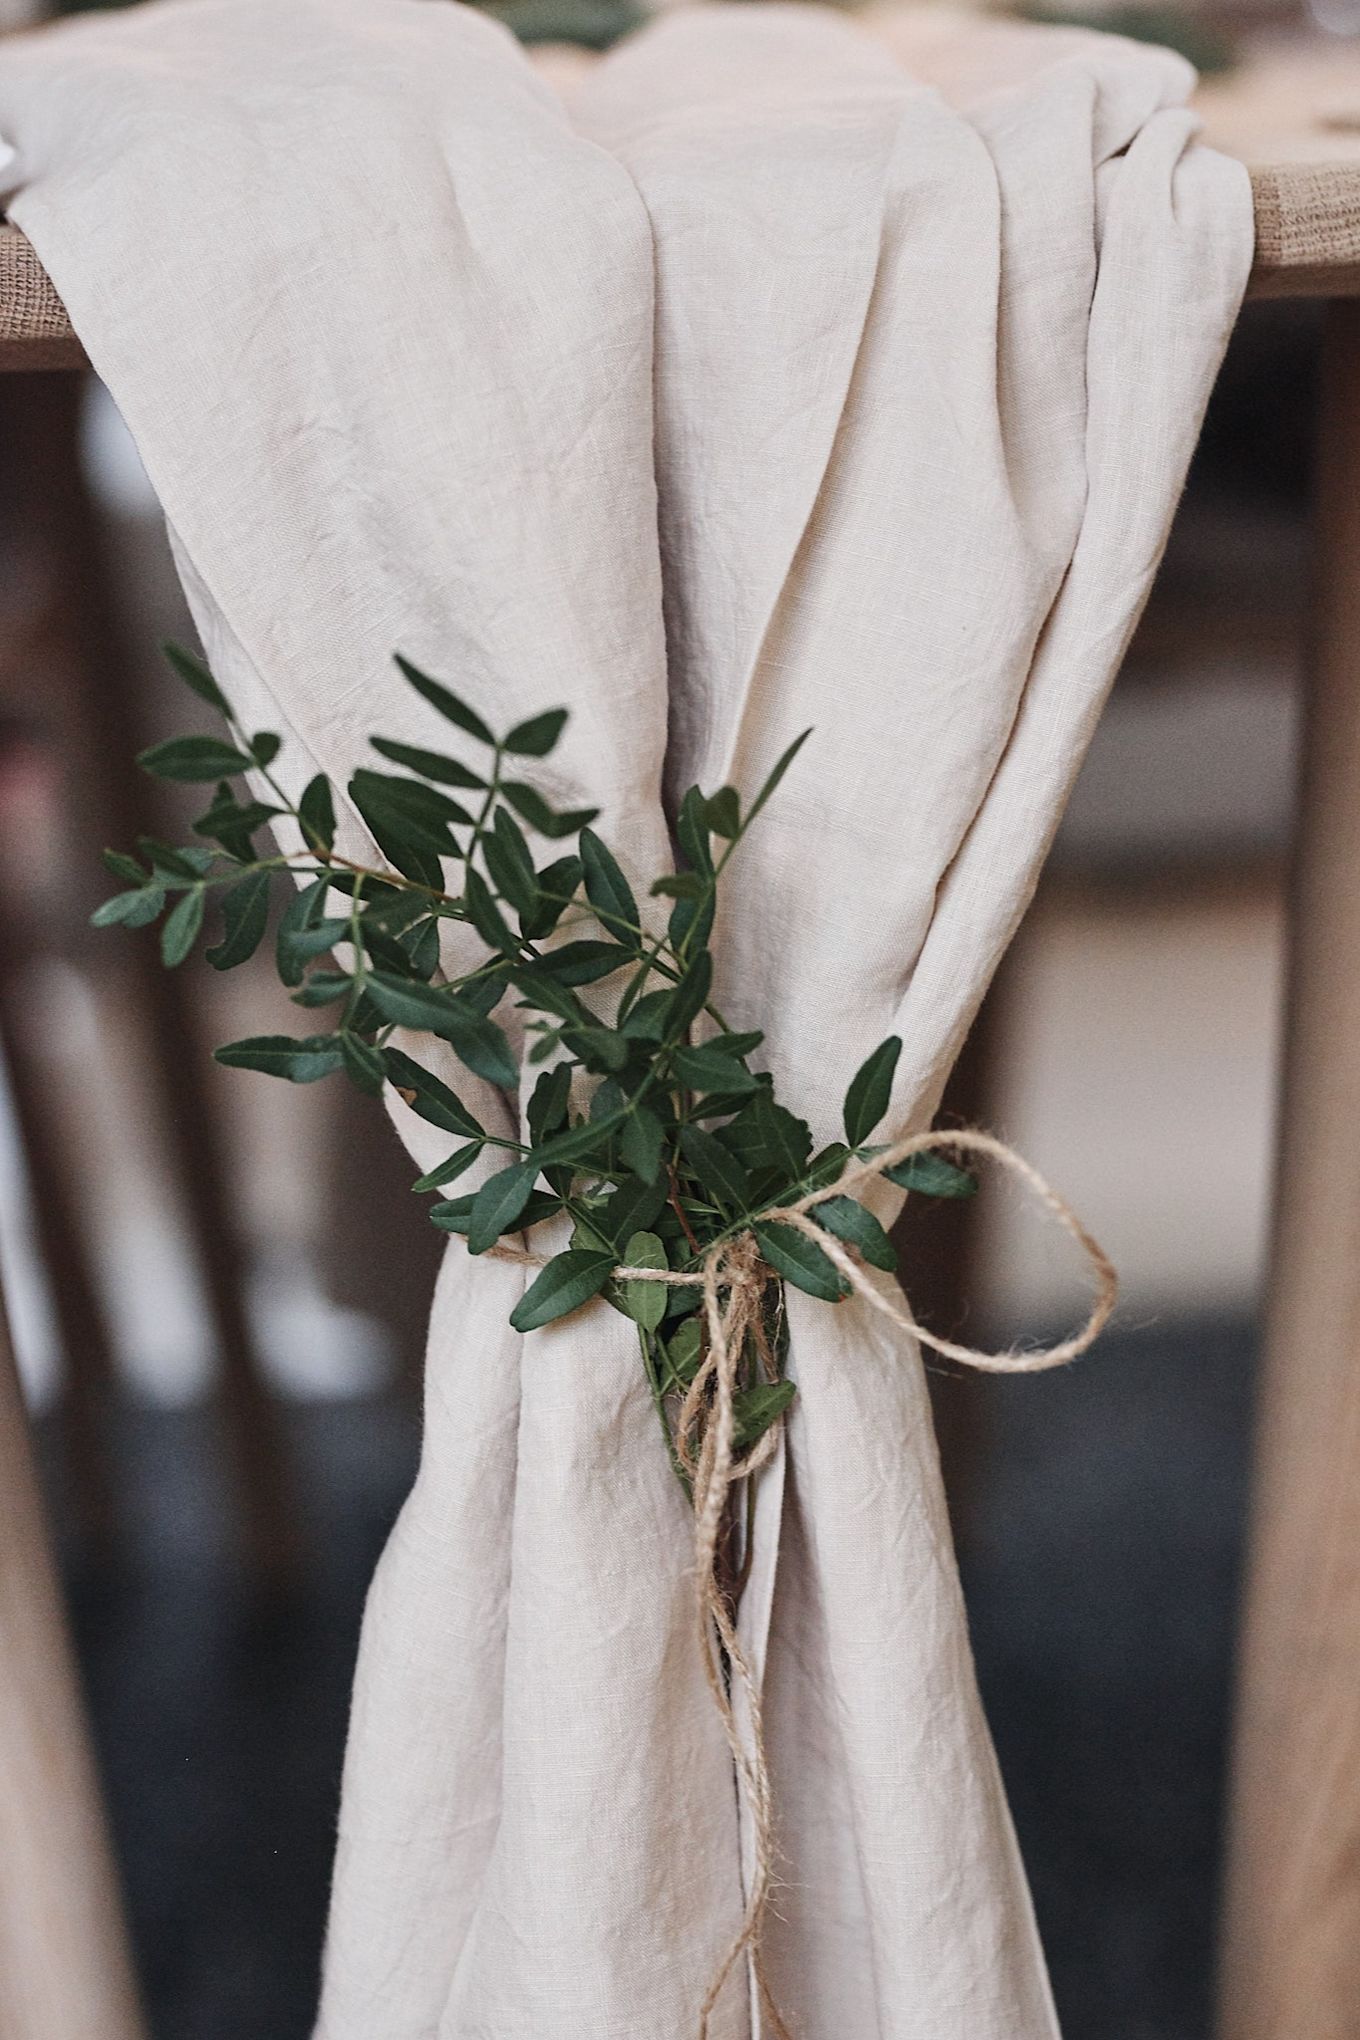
[0,2,1250,2033]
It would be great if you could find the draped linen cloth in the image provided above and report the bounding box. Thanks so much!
[0,2,1251,2031]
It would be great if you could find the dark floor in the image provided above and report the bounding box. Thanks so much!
[51,1313,1255,2040]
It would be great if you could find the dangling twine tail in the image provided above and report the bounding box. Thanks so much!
[495,1127,1117,2040]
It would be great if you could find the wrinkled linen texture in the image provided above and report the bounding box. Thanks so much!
[0,2,1251,2032]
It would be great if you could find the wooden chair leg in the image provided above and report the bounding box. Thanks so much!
[2,372,299,1589]
[1218,299,1360,2040]
[0,1265,145,2040]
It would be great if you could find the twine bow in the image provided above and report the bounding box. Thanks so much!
[498,1127,1117,2040]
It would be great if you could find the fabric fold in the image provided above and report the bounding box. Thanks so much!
[0,3,1251,2032]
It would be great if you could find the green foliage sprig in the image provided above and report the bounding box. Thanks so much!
[97,645,976,1474]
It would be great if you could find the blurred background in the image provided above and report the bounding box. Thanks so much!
[0,1,1337,2035]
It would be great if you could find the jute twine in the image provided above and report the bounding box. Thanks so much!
[493,1127,1117,2039]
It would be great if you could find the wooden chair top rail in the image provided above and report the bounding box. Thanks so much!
[1,35,1358,368]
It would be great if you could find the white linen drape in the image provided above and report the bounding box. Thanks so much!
[0,2,1250,2032]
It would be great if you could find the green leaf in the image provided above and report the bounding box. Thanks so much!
[206,869,271,970]
[370,737,486,790]
[298,773,336,853]
[138,735,254,783]
[599,1171,669,1244]
[192,792,283,856]
[665,949,713,1041]
[509,1248,616,1333]
[250,731,282,768]
[732,1379,797,1456]
[393,654,495,746]
[843,1034,901,1148]
[678,1124,751,1214]
[671,1044,756,1096]
[291,970,353,1008]
[561,1025,630,1074]
[383,1047,484,1138]
[160,887,205,966]
[709,1028,764,1058]
[753,1221,849,1302]
[753,1089,812,1181]
[340,1032,386,1096]
[526,1063,572,1146]
[811,1194,897,1272]
[650,871,705,900]
[883,1151,978,1199]
[501,783,598,840]
[352,768,474,831]
[91,886,166,930]
[675,787,715,877]
[467,1160,537,1253]
[503,707,568,757]
[163,640,230,715]
[367,974,518,1089]
[215,1034,345,1083]
[579,828,639,940]
[137,838,213,882]
[349,770,461,884]
[276,877,340,987]
[619,1229,668,1331]
[463,868,520,957]
[660,1317,703,1393]
[522,853,582,938]
[620,1103,665,1184]
[484,807,539,919]
[412,1142,484,1192]
[703,786,741,839]
[102,849,148,886]
[536,940,633,986]
[744,727,813,831]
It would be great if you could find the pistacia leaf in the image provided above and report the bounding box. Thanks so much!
[382,1048,484,1138]
[138,734,254,783]
[503,707,568,757]
[370,737,486,790]
[671,1044,756,1096]
[91,885,166,930]
[509,1248,616,1333]
[160,887,205,967]
[501,783,598,839]
[620,1229,668,1332]
[412,1142,484,1192]
[215,1034,345,1083]
[579,828,639,939]
[393,654,495,746]
[162,640,230,715]
[731,1379,797,1456]
[206,869,271,971]
[882,1151,978,1199]
[467,1160,538,1254]
[484,807,539,920]
[620,1103,665,1185]
[298,773,336,853]
[753,1220,848,1302]
[678,1124,751,1214]
[843,1034,901,1147]
[811,1194,896,1272]
[340,1032,386,1096]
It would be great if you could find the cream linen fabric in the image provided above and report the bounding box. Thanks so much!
[0,2,1250,2032]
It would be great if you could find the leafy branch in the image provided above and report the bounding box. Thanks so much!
[97,644,977,1474]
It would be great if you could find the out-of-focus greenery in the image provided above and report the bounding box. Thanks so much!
[1020,4,1236,75]
[59,0,645,50]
